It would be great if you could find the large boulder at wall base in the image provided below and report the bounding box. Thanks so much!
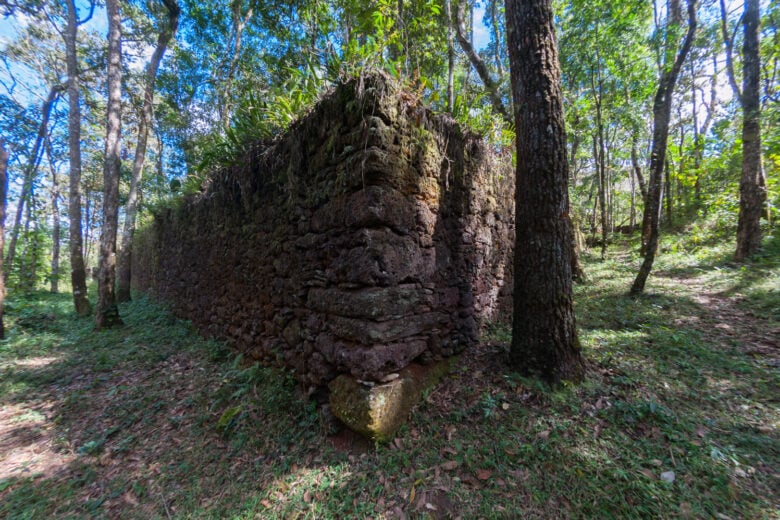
[132,72,515,439]
[328,359,455,441]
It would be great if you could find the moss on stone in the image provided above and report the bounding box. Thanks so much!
[328,357,456,441]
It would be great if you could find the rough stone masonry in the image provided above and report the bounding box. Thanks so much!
[132,74,514,439]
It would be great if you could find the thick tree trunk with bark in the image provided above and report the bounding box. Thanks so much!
[95,0,123,329]
[116,0,179,303]
[65,0,91,316]
[632,1,697,294]
[0,140,8,338]
[734,0,765,260]
[505,0,585,383]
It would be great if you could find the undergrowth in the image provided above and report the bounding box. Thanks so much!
[0,229,777,519]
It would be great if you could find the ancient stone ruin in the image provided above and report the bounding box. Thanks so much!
[132,74,514,439]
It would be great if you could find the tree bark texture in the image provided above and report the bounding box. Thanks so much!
[505,0,585,383]
[95,0,123,329]
[734,0,765,260]
[65,0,91,316]
[632,1,697,294]
[116,0,179,303]
[0,140,8,338]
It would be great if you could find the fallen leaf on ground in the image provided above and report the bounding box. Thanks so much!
[640,469,655,479]
[440,460,458,471]
[476,469,492,480]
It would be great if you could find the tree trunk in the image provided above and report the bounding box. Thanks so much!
[95,0,123,329]
[116,0,179,303]
[693,55,719,204]
[21,194,41,292]
[5,85,60,275]
[734,0,765,260]
[65,0,91,316]
[456,1,512,125]
[691,60,701,203]
[597,125,607,259]
[220,2,254,130]
[631,132,647,203]
[445,0,455,113]
[505,0,585,383]
[45,136,60,293]
[0,140,8,338]
[489,0,503,77]
[630,161,637,230]
[665,158,673,227]
[632,1,697,294]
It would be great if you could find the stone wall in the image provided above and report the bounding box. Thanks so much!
[133,74,514,393]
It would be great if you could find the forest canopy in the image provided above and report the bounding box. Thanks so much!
[0,0,777,318]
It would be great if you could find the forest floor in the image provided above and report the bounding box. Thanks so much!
[0,231,778,519]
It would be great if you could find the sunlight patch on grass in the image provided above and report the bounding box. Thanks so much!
[7,356,60,368]
[0,402,74,482]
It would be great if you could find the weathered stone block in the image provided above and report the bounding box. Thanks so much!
[328,359,454,441]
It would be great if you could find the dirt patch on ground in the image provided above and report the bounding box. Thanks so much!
[665,274,779,366]
[0,401,73,482]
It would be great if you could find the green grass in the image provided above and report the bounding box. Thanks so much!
[0,228,778,519]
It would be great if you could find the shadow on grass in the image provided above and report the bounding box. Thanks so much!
[0,270,778,519]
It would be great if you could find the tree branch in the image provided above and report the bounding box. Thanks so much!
[454,0,511,125]
[718,0,743,104]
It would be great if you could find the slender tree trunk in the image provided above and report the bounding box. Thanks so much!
[84,192,91,270]
[0,140,8,338]
[95,0,123,329]
[691,60,701,203]
[570,217,586,282]
[591,61,608,260]
[632,0,697,294]
[733,0,765,260]
[396,0,406,73]
[505,0,585,383]
[220,2,254,130]
[677,107,685,210]
[630,162,637,230]
[665,158,673,226]
[589,176,598,236]
[445,0,455,113]
[694,55,719,204]
[23,196,41,292]
[630,132,647,203]
[116,0,179,303]
[569,110,581,184]
[45,136,60,293]
[65,0,91,316]
[5,86,60,274]
[490,0,503,77]
[456,1,512,124]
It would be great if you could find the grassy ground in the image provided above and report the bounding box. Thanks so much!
[0,232,777,519]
